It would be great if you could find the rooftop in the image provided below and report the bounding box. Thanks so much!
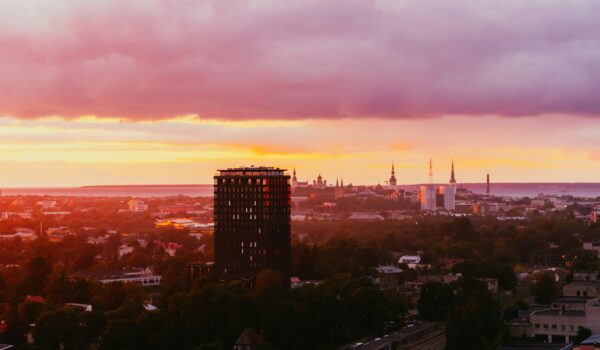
[216,166,287,177]
[73,268,158,281]
[582,334,600,345]
[533,309,585,317]
[552,296,588,304]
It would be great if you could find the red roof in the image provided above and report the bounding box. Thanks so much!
[24,295,46,304]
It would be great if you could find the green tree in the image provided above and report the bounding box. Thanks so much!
[418,282,453,321]
[45,268,73,304]
[80,310,106,343]
[99,319,144,350]
[34,308,84,350]
[193,340,224,350]
[18,301,45,324]
[446,278,503,350]
[16,256,53,296]
[531,272,557,304]
[255,269,285,297]
[574,326,592,343]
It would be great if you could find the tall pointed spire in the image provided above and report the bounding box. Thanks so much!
[450,159,456,184]
[389,162,397,186]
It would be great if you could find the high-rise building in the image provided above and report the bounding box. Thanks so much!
[420,185,437,210]
[420,158,436,210]
[214,166,291,286]
[444,160,457,211]
[334,178,345,199]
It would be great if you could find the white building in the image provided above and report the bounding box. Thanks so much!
[420,185,436,211]
[348,212,385,220]
[399,255,422,269]
[37,200,57,209]
[443,160,457,211]
[128,199,149,212]
[510,278,600,344]
[75,268,161,287]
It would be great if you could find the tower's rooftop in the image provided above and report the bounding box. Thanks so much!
[216,166,288,176]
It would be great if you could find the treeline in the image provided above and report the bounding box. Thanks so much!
[293,212,600,269]
[418,278,503,349]
[0,270,410,350]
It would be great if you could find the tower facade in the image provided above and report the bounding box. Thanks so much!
[334,178,345,199]
[420,185,437,210]
[420,158,436,210]
[214,166,291,286]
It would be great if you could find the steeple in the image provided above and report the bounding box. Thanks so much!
[389,162,397,186]
[450,159,456,184]
[291,167,298,187]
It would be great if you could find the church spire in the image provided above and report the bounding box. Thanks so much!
[450,159,456,184]
[389,162,397,186]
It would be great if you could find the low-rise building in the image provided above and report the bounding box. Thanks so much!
[128,199,149,212]
[37,200,57,209]
[348,212,385,220]
[373,265,403,290]
[584,242,600,259]
[74,268,161,287]
[0,232,38,242]
[563,282,600,298]
[399,255,421,269]
[509,282,600,344]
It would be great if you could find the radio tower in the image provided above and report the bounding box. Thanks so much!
[428,158,433,185]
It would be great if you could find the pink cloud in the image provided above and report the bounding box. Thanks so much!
[0,0,599,120]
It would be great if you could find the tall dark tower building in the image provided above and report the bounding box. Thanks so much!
[214,166,291,286]
[486,173,491,195]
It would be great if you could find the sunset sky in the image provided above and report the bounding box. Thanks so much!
[1,0,599,186]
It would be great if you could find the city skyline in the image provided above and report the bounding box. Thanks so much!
[0,1,599,186]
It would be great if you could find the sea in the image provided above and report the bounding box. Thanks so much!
[1,183,600,198]
[0,185,214,198]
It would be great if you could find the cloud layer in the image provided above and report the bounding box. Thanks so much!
[1,0,599,120]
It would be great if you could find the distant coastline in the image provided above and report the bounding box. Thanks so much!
[0,182,599,198]
[0,184,215,197]
[80,184,212,189]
